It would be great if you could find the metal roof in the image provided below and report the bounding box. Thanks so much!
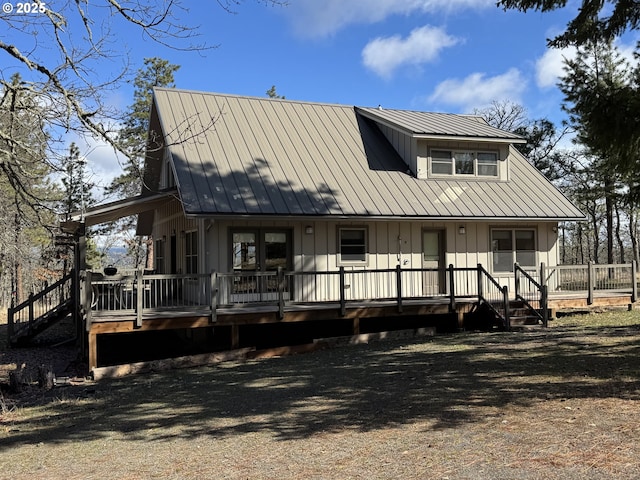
[150,88,584,221]
[356,107,526,142]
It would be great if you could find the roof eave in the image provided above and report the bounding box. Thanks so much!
[412,133,527,144]
[183,212,586,223]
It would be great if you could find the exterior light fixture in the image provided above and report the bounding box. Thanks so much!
[458,225,466,235]
[305,226,313,235]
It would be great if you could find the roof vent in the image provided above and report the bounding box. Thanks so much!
[377,104,383,110]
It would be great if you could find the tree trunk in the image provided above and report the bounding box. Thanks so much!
[604,178,614,264]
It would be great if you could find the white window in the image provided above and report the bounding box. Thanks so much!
[431,150,498,177]
[492,229,536,272]
[338,227,367,264]
[185,231,198,274]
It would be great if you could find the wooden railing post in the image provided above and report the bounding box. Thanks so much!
[339,266,346,316]
[541,284,549,327]
[514,262,520,298]
[448,264,456,313]
[84,270,93,332]
[632,261,638,303]
[277,267,284,319]
[7,306,14,345]
[210,271,217,324]
[587,261,594,305]
[477,264,483,301]
[540,262,547,287]
[396,264,403,313]
[28,293,34,332]
[503,285,510,331]
[135,269,143,328]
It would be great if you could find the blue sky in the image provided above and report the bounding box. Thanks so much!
[3,0,639,193]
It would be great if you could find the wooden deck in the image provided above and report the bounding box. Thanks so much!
[85,289,640,372]
[86,297,477,371]
[548,290,637,311]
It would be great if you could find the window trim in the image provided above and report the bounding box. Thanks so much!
[337,226,368,266]
[491,228,537,273]
[430,149,499,178]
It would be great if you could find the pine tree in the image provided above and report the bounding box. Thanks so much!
[107,58,180,199]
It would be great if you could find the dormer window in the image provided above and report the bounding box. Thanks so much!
[431,149,498,177]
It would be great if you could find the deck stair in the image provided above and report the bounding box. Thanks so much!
[7,272,75,346]
[508,300,545,330]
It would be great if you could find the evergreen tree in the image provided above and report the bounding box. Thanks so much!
[107,58,180,199]
[0,74,57,304]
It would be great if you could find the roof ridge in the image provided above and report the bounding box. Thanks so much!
[152,86,353,109]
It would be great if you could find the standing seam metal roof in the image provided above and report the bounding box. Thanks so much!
[151,88,584,220]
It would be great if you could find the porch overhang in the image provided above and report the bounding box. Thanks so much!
[70,190,176,227]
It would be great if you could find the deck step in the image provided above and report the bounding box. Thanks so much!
[510,315,543,327]
[10,299,74,345]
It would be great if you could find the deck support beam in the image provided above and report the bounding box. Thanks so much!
[231,324,240,349]
[353,317,360,335]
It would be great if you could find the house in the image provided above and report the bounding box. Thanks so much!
[12,88,590,373]
[139,88,583,293]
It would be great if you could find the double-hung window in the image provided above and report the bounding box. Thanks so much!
[492,229,536,272]
[185,231,198,274]
[338,227,367,264]
[431,150,498,177]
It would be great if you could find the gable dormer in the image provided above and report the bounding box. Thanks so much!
[355,107,525,181]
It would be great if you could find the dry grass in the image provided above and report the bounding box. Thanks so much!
[1,310,640,479]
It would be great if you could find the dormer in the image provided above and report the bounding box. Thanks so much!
[355,107,525,181]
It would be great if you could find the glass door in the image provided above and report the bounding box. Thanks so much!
[231,229,291,301]
[422,230,445,295]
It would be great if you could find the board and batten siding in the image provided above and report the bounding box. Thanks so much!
[153,215,558,300]
[197,219,558,302]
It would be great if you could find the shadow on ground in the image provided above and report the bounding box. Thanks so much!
[1,323,640,449]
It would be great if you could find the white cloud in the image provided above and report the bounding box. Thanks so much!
[428,68,527,111]
[362,26,461,78]
[535,47,577,89]
[285,0,495,38]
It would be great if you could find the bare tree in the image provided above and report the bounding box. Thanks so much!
[1,1,283,215]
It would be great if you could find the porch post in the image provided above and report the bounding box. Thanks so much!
[210,271,217,324]
[503,285,510,331]
[84,271,93,332]
[448,264,456,313]
[587,261,594,305]
[514,262,520,298]
[632,261,638,304]
[339,266,346,316]
[477,264,483,301]
[277,267,285,319]
[541,284,549,327]
[135,269,143,328]
[540,262,547,287]
[396,264,403,313]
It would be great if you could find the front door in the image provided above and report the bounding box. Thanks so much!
[422,229,445,295]
[231,229,292,301]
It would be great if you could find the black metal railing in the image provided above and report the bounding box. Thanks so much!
[477,264,510,329]
[514,263,548,327]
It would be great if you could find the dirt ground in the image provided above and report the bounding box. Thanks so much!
[1,312,640,479]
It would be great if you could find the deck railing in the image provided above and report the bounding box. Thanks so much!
[86,265,503,325]
[477,264,510,329]
[84,261,640,325]
[542,261,638,304]
[8,272,74,341]
[515,263,548,327]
